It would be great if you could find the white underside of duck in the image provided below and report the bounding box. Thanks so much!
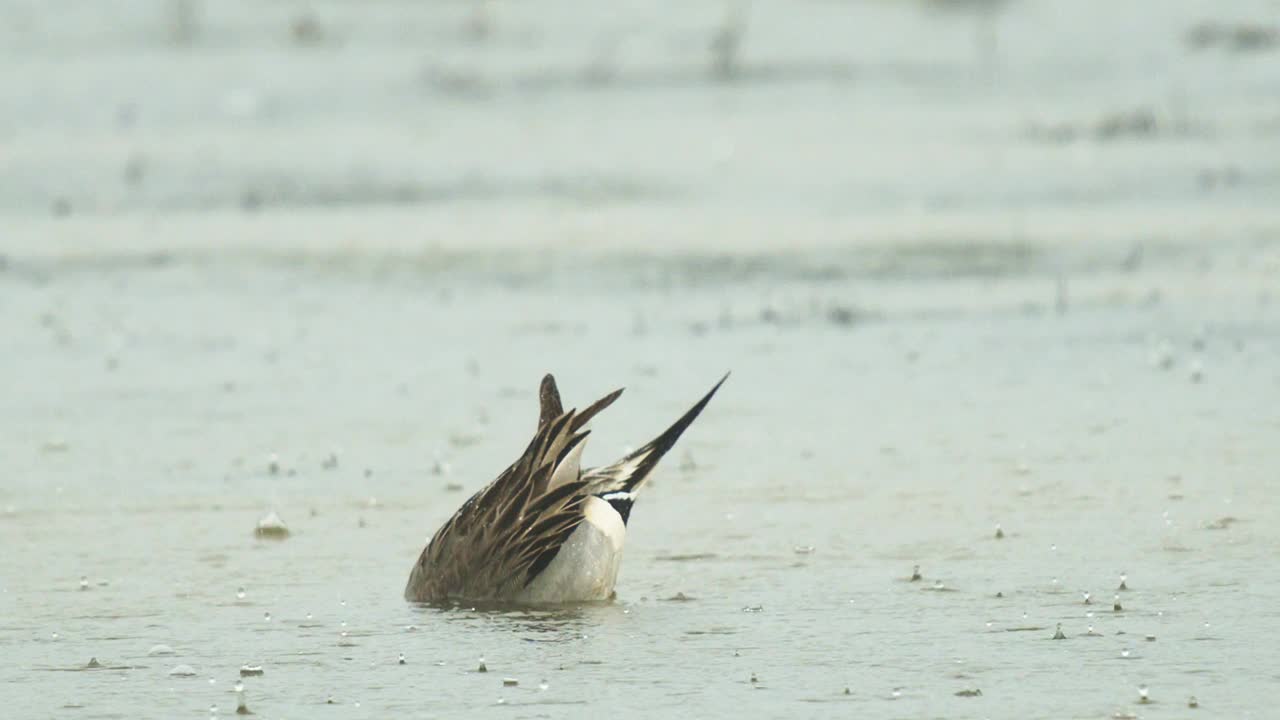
[513,496,626,603]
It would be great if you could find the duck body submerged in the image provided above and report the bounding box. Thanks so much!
[404,373,726,604]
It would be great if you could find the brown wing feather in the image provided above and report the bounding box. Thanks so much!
[409,384,625,601]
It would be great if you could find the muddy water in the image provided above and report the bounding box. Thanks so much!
[4,0,1280,717]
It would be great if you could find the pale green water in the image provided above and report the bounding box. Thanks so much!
[3,1,1280,718]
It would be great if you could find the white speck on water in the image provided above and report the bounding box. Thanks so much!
[263,612,271,622]
[147,644,175,656]
[1138,685,1150,703]
[236,587,246,600]
[538,680,549,691]
[50,632,59,640]
[78,576,88,591]
[168,664,197,677]
[398,653,405,665]
[1083,592,1092,604]
[1121,649,1131,659]
[477,658,488,673]
[254,510,289,539]
[891,688,902,699]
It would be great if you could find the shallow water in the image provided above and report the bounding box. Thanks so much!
[4,0,1280,718]
[5,255,1279,718]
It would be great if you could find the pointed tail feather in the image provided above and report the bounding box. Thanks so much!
[537,374,564,430]
[584,372,728,496]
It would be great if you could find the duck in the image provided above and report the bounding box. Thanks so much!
[404,372,727,603]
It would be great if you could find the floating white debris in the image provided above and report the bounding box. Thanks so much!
[234,681,249,715]
[432,457,452,476]
[239,665,264,677]
[79,576,89,591]
[169,664,198,677]
[236,587,246,600]
[398,653,406,665]
[1138,685,1150,704]
[254,510,289,539]
[147,644,175,656]
[793,545,815,555]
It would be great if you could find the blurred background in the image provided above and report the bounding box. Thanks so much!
[3,1,1280,718]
